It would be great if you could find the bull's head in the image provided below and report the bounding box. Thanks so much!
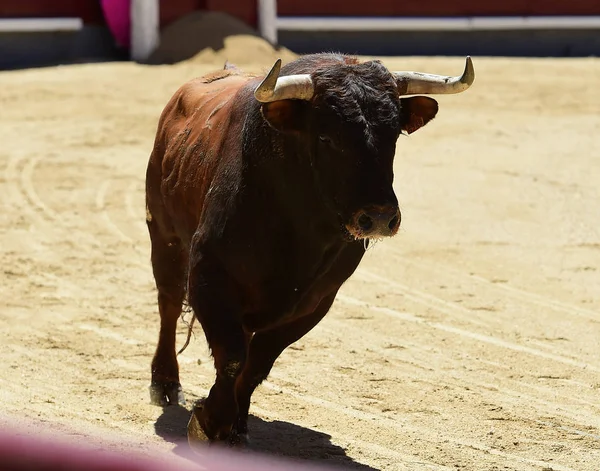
[254,56,474,241]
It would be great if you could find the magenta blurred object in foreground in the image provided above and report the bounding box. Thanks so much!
[0,423,340,471]
[101,0,132,49]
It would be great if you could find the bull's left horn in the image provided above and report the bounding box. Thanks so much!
[394,56,475,96]
[254,59,314,103]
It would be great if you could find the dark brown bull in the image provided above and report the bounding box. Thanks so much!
[145,53,474,446]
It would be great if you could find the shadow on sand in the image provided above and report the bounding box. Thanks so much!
[154,405,379,470]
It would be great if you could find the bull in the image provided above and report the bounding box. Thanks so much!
[145,53,474,445]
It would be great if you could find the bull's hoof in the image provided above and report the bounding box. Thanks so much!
[149,381,185,406]
[187,400,247,452]
[187,401,210,451]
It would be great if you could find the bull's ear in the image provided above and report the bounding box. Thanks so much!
[399,96,439,134]
[261,100,307,134]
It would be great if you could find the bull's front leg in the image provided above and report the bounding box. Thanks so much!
[232,292,337,442]
[186,249,247,445]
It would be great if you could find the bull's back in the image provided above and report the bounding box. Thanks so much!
[146,70,253,244]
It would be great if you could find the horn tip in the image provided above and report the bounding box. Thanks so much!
[255,58,283,101]
[272,58,282,73]
[462,56,475,86]
[266,58,282,78]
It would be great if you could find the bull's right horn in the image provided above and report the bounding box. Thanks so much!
[394,56,475,96]
[254,59,315,103]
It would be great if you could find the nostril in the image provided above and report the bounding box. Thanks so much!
[357,213,373,231]
[388,215,399,231]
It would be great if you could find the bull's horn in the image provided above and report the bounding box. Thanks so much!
[394,56,475,96]
[254,59,314,103]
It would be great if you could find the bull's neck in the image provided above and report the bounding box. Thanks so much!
[241,99,339,238]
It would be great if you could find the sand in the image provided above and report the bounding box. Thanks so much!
[1,44,599,471]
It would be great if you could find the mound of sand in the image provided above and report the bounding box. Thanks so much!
[146,11,297,67]
[185,35,297,68]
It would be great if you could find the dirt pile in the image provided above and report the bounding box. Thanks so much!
[147,11,297,68]
[185,35,297,69]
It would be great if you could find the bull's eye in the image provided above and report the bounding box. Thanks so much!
[318,134,332,144]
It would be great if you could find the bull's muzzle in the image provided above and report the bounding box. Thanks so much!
[347,205,401,239]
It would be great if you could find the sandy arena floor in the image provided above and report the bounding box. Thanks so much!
[0,53,599,471]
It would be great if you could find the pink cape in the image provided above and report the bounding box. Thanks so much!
[100,0,131,49]
[0,423,338,471]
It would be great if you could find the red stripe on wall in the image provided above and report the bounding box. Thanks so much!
[0,0,105,24]
[277,0,600,17]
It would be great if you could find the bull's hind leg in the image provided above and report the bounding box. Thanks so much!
[187,250,247,443]
[147,215,187,406]
[232,292,337,442]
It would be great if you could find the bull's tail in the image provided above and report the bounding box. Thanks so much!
[177,288,195,356]
[177,312,195,356]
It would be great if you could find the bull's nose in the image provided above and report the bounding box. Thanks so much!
[354,205,401,237]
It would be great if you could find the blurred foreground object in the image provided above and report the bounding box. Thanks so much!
[0,420,338,471]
